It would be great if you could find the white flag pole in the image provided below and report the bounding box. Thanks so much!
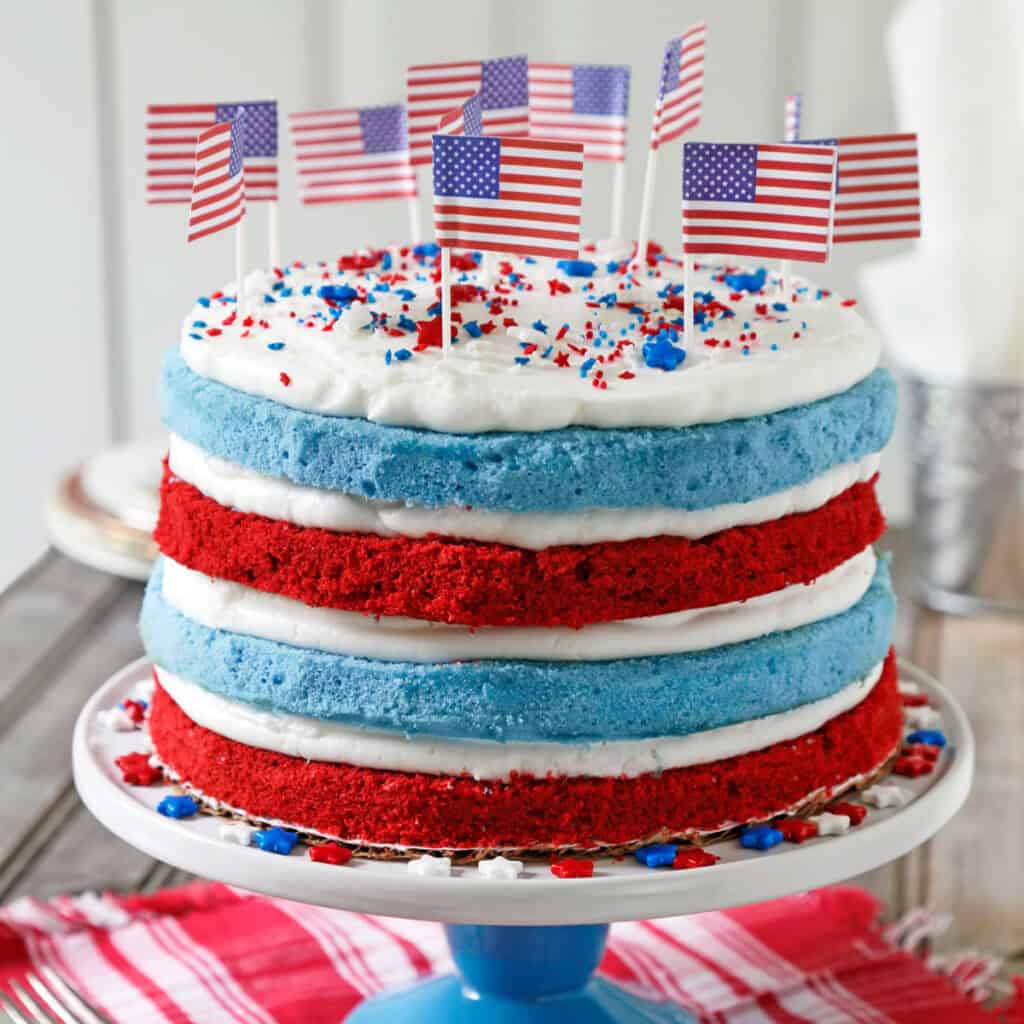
[440,245,452,355]
[267,200,280,270]
[407,195,422,244]
[779,258,791,299]
[610,160,627,241]
[683,254,693,343]
[633,146,658,272]
[235,215,247,320]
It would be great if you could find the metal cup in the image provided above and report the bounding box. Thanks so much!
[909,376,1024,615]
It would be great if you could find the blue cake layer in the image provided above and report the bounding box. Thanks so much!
[162,349,896,513]
[141,557,896,744]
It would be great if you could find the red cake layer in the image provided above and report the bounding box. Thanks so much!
[148,650,902,851]
[155,467,885,628]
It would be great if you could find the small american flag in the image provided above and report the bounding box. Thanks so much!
[406,57,528,165]
[432,134,582,259]
[146,101,277,204]
[187,119,245,243]
[682,142,837,263]
[801,133,920,243]
[527,64,630,161]
[651,23,705,149]
[438,92,483,136]
[288,105,416,205]
[785,93,802,142]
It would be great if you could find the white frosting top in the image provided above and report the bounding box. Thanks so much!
[154,660,885,779]
[179,244,879,434]
[169,434,879,549]
[160,549,876,663]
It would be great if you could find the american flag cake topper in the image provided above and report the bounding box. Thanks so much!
[682,141,838,263]
[431,134,583,259]
[527,63,630,162]
[651,23,705,149]
[406,56,528,165]
[147,101,276,205]
[799,134,920,243]
[438,92,483,137]
[187,118,245,243]
[288,104,416,205]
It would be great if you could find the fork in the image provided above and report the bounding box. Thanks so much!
[0,966,111,1023]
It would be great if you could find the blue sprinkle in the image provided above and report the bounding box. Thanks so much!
[398,314,417,333]
[385,350,392,365]
[413,242,440,259]
[188,333,203,341]
[642,335,686,372]
[272,280,285,292]
[396,289,416,301]
[381,251,393,271]
[279,287,293,298]
[301,285,313,296]
[595,292,617,308]
[772,302,788,312]
[157,795,199,820]
[634,843,678,868]
[907,729,947,748]
[771,343,779,350]
[579,357,596,378]
[263,293,277,304]
[556,259,597,277]
[531,319,548,334]
[393,348,412,361]
[373,282,391,292]
[514,356,530,366]
[197,297,211,308]
[723,268,767,293]
[606,260,621,273]
[427,301,442,317]
[191,320,207,328]
[524,256,536,264]
[739,825,783,851]
[267,342,285,351]
[252,827,298,855]
[694,290,714,303]
[463,320,482,338]
[541,345,553,359]
[318,284,360,306]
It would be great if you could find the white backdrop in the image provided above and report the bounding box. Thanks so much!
[1,0,913,590]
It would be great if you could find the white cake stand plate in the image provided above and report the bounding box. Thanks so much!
[73,659,973,1024]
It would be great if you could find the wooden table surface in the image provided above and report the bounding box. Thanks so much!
[1,533,1021,958]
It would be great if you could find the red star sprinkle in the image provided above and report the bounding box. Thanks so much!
[672,848,720,869]
[115,752,163,786]
[902,743,941,763]
[901,693,930,707]
[309,844,353,866]
[893,755,934,778]
[550,858,594,879]
[827,802,867,826]
[775,818,819,843]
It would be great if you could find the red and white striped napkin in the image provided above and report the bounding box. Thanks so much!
[0,884,1018,1023]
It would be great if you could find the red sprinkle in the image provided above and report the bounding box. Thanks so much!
[840,299,857,307]
[309,844,353,866]
[479,321,497,335]
[550,858,594,879]
[900,693,930,707]
[122,700,147,724]
[672,848,720,870]
[115,752,163,787]
[619,371,635,380]
[553,352,571,368]
[827,802,867,826]
[776,818,818,843]
[893,755,934,778]
[279,372,291,387]
[205,328,222,337]
[902,743,941,763]
[502,317,518,328]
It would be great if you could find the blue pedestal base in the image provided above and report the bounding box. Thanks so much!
[346,924,695,1023]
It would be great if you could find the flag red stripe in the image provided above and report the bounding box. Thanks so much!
[433,203,580,225]
[835,213,921,226]
[188,210,243,242]
[499,172,583,189]
[148,104,218,114]
[434,219,579,242]
[755,175,834,192]
[191,179,242,212]
[684,208,829,227]
[497,189,581,207]
[684,224,829,244]
[501,154,585,171]
[683,242,827,261]
[838,132,917,145]
[838,148,917,162]
[840,164,918,178]
[756,159,835,173]
[840,180,919,194]
[437,237,579,258]
[834,229,921,242]
[148,152,200,161]
[302,174,416,187]
[837,197,920,212]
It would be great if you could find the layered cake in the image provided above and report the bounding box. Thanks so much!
[141,242,900,857]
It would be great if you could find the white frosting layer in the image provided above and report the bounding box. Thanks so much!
[154,660,885,779]
[179,251,880,434]
[161,549,877,663]
[168,434,880,549]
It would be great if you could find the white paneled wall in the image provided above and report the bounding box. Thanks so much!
[0,0,911,590]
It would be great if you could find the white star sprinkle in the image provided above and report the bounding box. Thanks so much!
[219,823,255,846]
[98,707,135,732]
[904,706,942,730]
[407,854,452,878]
[477,856,524,880]
[810,812,851,836]
[862,785,911,809]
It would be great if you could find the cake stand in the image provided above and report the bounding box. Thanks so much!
[73,659,973,1024]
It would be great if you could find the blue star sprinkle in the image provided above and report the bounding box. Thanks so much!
[634,843,678,868]
[157,795,199,820]
[252,827,299,855]
[739,825,784,851]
